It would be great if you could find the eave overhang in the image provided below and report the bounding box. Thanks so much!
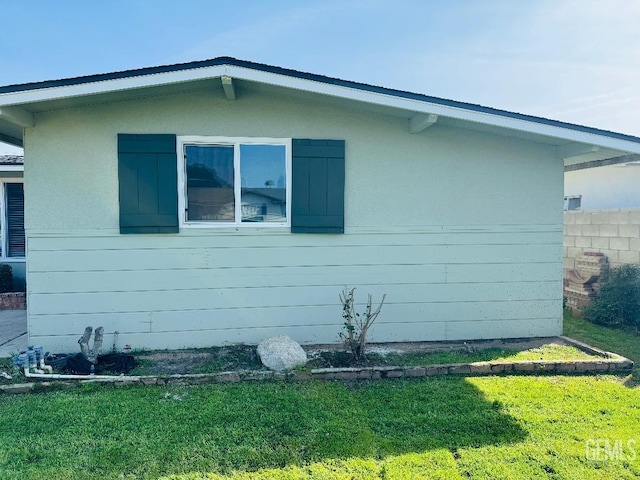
[1,57,640,164]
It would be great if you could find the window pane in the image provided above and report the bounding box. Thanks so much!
[240,144,286,223]
[185,145,235,221]
[568,197,581,210]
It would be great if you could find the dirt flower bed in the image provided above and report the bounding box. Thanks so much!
[1,335,631,389]
[132,345,262,376]
[128,337,599,376]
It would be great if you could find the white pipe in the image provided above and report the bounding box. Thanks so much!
[39,359,53,374]
[24,370,132,381]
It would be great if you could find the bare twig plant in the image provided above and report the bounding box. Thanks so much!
[339,287,386,364]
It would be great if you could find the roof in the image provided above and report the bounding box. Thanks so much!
[565,153,640,172]
[1,56,639,165]
[0,155,23,166]
[0,155,24,173]
[243,187,286,203]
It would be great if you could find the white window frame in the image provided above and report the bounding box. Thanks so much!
[0,178,25,261]
[177,136,292,228]
[564,195,582,211]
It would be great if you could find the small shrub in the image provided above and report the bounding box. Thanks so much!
[0,264,13,293]
[584,264,640,330]
[339,287,386,364]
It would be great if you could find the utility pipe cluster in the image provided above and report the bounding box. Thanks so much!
[12,345,125,380]
[12,346,52,375]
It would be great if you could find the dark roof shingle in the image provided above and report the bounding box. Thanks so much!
[0,155,24,165]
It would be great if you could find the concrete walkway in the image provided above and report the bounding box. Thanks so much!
[0,310,27,358]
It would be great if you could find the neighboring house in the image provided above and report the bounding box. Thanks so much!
[0,155,24,290]
[564,154,640,210]
[1,57,640,352]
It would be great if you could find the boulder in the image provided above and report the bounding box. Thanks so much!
[257,335,307,372]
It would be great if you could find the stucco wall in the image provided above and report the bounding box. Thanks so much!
[24,87,564,351]
[564,208,640,275]
[565,165,640,210]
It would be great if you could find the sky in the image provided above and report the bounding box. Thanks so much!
[1,0,640,155]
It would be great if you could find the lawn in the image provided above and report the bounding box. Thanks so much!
[0,313,638,479]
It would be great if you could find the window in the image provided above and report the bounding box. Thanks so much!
[0,181,25,258]
[118,134,344,234]
[178,137,291,227]
[564,195,581,211]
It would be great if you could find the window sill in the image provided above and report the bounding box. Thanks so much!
[180,222,290,229]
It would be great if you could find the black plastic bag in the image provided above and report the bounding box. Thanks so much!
[97,353,137,374]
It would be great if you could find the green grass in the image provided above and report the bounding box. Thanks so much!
[0,313,638,479]
[367,343,594,367]
[563,310,640,363]
[563,309,640,386]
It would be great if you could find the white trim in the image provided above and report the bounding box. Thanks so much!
[0,178,25,260]
[221,75,236,100]
[0,106,34,127]
[0,165,24,173]
[177,136,292,229]
[2,63,640,155]
[409,113,438,134]
[0,65,230,107]
[556,144,600,160]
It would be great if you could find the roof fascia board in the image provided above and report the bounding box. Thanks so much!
[0,65,230,108]
[0,165,24,172]
[2,62,640,154]
[565,153,640,172]
[226,66,640,154]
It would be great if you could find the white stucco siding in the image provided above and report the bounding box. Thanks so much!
[24,89,564,351]
[565,165,640,210]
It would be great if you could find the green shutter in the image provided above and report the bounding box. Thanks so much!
[291,139,345,233]
[118,134,178,234]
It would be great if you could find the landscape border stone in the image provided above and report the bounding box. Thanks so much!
[0,338,634,395]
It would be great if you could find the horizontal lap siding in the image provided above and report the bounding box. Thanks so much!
[27,228,562,351]
[28,243,560,271]
[32,319,562,353]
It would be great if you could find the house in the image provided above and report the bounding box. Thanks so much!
[0,155,25,290]
[564,154,640,210]
[1,57,640,352]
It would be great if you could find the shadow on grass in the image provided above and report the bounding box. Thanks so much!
[0,378,527,478]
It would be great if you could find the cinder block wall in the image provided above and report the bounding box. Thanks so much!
[564,208,640,275]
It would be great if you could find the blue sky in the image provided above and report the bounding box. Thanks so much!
[2,0,640,154]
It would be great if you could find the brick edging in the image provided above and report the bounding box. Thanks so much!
[0,354,633,395]
[0,292,26,310]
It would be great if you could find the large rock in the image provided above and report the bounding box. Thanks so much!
[257,336,307,372]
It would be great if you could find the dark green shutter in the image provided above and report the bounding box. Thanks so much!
[291,139,345,233]
[5,183,25,257]
[118,134,178,234]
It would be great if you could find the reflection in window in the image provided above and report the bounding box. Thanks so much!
[183,141,288,225]
[185,145,234,221]
[240,144,286,222]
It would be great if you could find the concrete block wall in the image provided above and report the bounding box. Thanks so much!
[564,208,640,275]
